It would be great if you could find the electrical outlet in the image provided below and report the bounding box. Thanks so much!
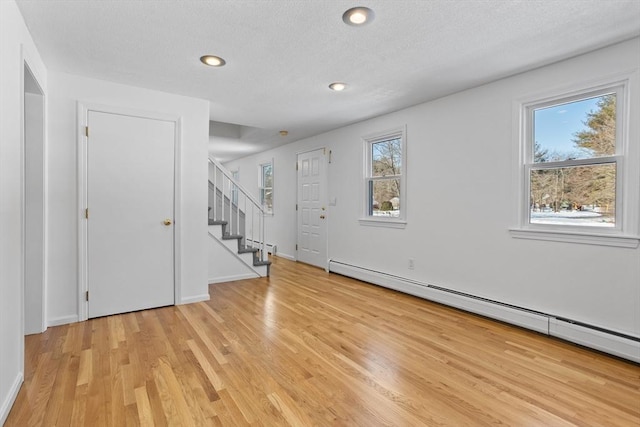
[408,258,415,270]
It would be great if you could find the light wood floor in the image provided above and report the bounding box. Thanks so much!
[6,257,640,426]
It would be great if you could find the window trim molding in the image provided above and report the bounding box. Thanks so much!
[360,125,407,227]
[509,228,639,248]
[358,217,407,228]
[511,71,640,248]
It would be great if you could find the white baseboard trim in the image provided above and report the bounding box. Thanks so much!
[274,253,295,261]
[47,314,79,327]
[550,318,640,363]
[0,371,23,425]
[328,259,639,362]
[180,293,211,305]
[208,273,259,284]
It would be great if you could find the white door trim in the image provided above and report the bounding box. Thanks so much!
[76,102,182,321]
[295,146,329,270]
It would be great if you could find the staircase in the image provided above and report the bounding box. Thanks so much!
[208,158,271,277]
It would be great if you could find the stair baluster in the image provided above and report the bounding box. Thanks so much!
[208,158,270,275]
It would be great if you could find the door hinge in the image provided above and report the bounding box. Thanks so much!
[296,204,298,211]
[85,291,89,301]
[295,162,298,171]
[295,244,298,250]
[323,147,326,155]
[85,126,89,137]
[85,208,89,219]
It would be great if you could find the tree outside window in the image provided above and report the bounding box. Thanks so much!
[369,138,402,217]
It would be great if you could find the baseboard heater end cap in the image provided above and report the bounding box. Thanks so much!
[549,318,640,363]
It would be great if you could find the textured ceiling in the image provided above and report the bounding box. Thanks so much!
[16,0,640,162]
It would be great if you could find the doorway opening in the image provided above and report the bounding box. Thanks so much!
[23,63,46,335]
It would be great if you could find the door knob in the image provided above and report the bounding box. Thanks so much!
[163,219,173,226]
[320,215,325,219]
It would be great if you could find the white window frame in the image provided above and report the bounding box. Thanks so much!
[510,74,640,248]
[258,160,273,215]
[359,126,407,228]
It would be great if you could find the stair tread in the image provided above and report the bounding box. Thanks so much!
[238,247,260,253]
[209,219,228,226]
[253,260,272,267]
[222,234,243,240]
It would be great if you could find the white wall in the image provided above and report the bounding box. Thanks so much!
[0,0,48,423]
[46,72,210,325]
[207,232,259,283]
[224,38,640,340]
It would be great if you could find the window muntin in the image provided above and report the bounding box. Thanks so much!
[259,161,273,214]
[525,88,621,229]
[363,128,406,224]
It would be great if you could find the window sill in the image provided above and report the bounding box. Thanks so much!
[359,218,407,229]
[509,227,639,248]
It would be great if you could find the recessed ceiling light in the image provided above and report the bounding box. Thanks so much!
[342,7,375,26]
[329,82,347,91]
[200,55,226,67]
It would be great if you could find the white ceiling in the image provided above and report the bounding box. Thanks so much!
[16,0,640,162]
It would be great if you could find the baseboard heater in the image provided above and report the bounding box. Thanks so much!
[328,260,640,363]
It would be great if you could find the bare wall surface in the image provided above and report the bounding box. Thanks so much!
[223,38,640,340]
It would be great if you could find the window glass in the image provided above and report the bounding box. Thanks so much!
[371,138,402,177]
[368,179,401,217]
[530,163,616,227]
[533,94,616,162]
[528,91,618,229]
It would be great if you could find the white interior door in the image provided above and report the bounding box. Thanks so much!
[297,148,327,268]
[87,110,175,318]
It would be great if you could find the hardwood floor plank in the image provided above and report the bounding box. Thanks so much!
[76,348,92,386]
[267,388,313,427]
[186,339,224,392]
[153,358,194,425]
[179,304,229,365]
[134,386,154,427]
[143,379,168,427]
[69,383,88,426]
[6,256,640,426]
